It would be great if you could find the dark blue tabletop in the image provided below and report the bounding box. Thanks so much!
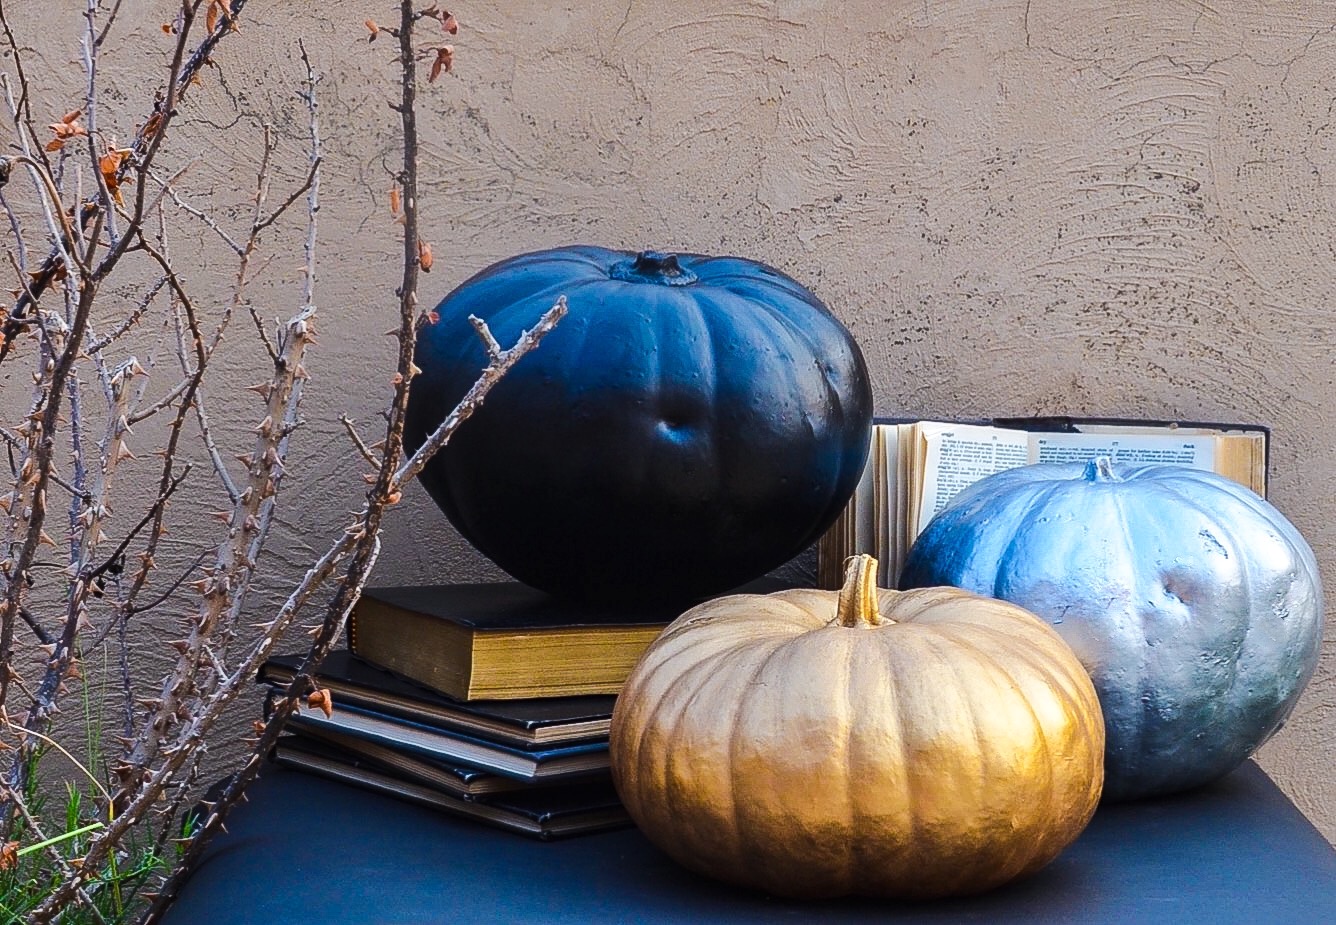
[163,760,1336,924]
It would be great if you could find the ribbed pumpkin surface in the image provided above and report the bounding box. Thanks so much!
[610,561,1104,899]
[405,246,872,602]
[901,459,1323,800]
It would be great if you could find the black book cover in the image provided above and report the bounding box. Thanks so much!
[259,650,615,747]
[272,693,610,782]
[271,735,629,839]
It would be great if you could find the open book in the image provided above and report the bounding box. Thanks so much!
[816,417,1269,589]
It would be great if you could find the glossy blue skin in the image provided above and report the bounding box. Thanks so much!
[901,460,1323,801]
[405,246,872,603]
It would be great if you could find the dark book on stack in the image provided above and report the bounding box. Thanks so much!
[259,651,615,749]
[270,736,628,839]
[260,648,626,838]
[270,691,610,782]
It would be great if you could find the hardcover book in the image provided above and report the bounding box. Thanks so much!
[274,694,611,782]
[817,416,1269,589]
[347,576,794,701]
[259,651,614,748]
[270,735,630,839]
[274,724,534,798]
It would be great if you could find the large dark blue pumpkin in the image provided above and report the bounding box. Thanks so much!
[405,246,873,602]
[900,458,1323,801]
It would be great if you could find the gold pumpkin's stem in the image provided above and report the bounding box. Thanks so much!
[836,554,890,627]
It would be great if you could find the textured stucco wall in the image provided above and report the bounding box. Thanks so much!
[9,1,1334,840]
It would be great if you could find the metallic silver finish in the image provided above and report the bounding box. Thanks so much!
[901,459,1324,801]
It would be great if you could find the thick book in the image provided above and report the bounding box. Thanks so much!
[270,735,630,839]
[347,576,794,701]
[817,416,1269,589]
[273,693,611,782]
[258,651,614,748]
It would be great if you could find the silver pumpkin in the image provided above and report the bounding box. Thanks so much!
[900,458,1324,801]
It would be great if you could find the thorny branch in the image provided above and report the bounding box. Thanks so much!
[0,4,557,921]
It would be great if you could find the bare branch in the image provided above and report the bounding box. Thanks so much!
[340,415,381,468]
[252,154,321,237]
[86,274,169,355]
[150,167,243,255]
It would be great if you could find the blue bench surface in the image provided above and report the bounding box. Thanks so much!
[163,760,1336,924]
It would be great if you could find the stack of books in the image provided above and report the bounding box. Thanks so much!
[260,581,763,839]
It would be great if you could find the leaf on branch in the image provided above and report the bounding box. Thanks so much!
[206,0,238,35]
[48,120,87,138]
[0,841,17,871]
[365,19,380,41]
[418,239,434,272]
[99,147,132,205]
[422,5,459,34]
[46,115,89,151]
[389,185,401,215]
[429,46,454,82]
[306,688,333,718]
[215,0,236,29]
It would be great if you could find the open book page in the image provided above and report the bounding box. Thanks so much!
[911,426,1223,546]
[1028,432,1217,469]
[913,422,1026,545]
[911,422,1028,542]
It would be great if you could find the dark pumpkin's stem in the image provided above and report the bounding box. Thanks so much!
[609,250,698,286]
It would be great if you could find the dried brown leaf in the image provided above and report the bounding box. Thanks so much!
[307,688,333,719]
[429,45,453,82]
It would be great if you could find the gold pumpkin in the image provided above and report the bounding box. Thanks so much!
[609,555,1105,899]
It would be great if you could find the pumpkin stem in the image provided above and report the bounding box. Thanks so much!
[1084,456,1120,482]
[609,251,699,287]
[836,554,888,627]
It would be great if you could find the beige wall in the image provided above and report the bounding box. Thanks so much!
[12,2,1334,839]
